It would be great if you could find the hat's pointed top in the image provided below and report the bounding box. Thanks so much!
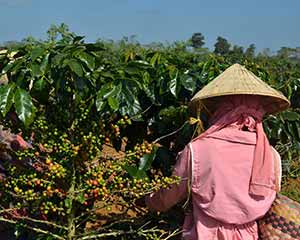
[191,63,290,114]
[231,63,243,68]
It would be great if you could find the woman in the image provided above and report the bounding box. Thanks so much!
[144,64,290,240]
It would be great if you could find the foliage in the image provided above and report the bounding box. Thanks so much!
[189,33,205,49]
[245,44,256,59]
[214,36,231,55]
[0,25,299,239]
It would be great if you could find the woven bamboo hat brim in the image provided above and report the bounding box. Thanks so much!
[190,63,290,114]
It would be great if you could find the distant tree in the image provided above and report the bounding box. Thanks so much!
[120,35,138,44]
[245,44,256,58]
[277,47,292,58]
[47,23,76,43]
[1,40,24,49]
[21,36,40,45]
[231,45,244,56]
[145,41,165,50]
[256,49,270,59]
[173,40,188,51]
[296,47,300,59]
[214,36,231,55]
[190,32,205,49]
[228,45,244,63]
[261,48,272,57]
[129,35,140,44]
[277,47,300,60]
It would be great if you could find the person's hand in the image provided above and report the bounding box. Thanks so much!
[135,196,146,208]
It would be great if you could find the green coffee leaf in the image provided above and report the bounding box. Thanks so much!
[14,87,36,127]
[68,59,83,77]
[0,83,16,116]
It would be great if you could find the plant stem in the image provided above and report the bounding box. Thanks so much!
[77,228,162,240]
[153,121,188,144]
[0,217,65,240]
[67,158,76,240]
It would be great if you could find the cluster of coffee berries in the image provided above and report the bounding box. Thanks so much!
[79,131,103,160]
[132,142,153,158]
[40,201,62,215]
[45,158,66,178]
[117,116,132,127]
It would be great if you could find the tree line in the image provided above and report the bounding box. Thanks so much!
[1,25,300,62]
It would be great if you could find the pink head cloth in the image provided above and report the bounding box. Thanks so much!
[193,95,275,197]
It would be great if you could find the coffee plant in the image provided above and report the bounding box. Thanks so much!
[0,25,299,239]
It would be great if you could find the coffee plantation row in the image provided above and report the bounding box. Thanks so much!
[0,27,299,239]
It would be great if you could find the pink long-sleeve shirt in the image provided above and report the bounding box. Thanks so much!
[145,127,281,240]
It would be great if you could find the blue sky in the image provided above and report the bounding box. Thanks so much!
[0,0,299,52]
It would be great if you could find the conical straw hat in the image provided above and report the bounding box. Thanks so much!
[190,63,290,114]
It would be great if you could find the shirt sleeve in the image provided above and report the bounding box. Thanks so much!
[145,144,191,212]
[271,147,282,192]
